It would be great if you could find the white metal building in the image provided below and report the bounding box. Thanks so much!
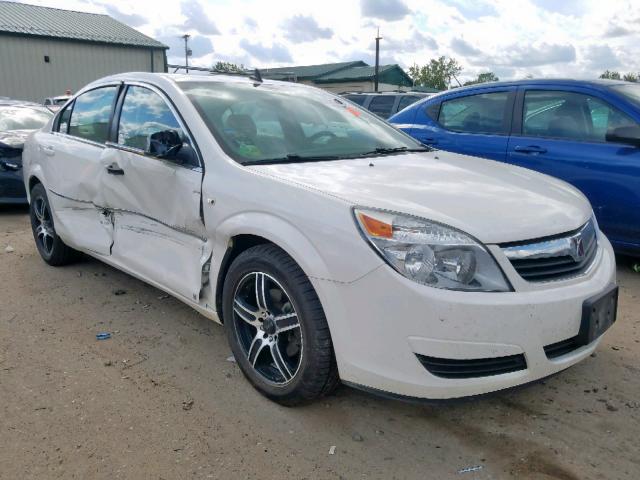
[0,2,167,103]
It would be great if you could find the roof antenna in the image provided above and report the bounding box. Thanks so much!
[251,68,263,86]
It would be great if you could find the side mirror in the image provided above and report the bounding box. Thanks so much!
[147,129,183,160]
[605,125,640,147]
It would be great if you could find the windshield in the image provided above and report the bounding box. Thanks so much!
[610,84,640,108]
[0,106,52,131]
[179,81,425,165]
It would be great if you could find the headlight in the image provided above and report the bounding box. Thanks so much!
[354,208,511,292]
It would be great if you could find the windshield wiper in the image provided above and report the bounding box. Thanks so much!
[358,146,433,157]
[242,154,346,165]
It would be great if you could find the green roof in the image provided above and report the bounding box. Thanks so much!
[0,1,167,49]
[261,61,367,80]
[314,64,413,86]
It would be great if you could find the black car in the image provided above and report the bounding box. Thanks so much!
[0,102,52,204]
[341,91,433,119]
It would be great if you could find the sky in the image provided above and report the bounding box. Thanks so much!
[18,0,640,82]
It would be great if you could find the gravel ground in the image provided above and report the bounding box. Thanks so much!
[1,205,639,480]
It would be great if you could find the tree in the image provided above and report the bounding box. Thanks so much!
[464,72,499,86]
[409,56,462,91]
[600,70,622,80]
[600,70,638,82]
[214,61,246,73]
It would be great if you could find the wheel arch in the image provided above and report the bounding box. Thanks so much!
[211,213,333,321]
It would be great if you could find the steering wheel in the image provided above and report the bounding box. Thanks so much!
[308,130,337,143]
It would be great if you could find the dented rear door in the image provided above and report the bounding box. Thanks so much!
[97,84,210,302]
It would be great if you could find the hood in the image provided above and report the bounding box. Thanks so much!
[0,129,32,150]
[249,151,591,244]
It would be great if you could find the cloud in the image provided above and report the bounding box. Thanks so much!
[244,17,258,30]
[100,4,146,27]
[582,45,621,71]
[448,0,497,19]
[471,43,576,68]
[181,0,220,35]
[450,37,482,57]
[604,23,632,38]
[383,30,438,54]
[240,39,293,63]
[360,0,410,22]
[529,0,585,16]
[158,34,213,59]
[281,15,333,42]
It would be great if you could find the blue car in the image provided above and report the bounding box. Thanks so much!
[390,79,640,256]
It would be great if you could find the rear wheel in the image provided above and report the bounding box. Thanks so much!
[223,244,339,405]
[29,183,77,266]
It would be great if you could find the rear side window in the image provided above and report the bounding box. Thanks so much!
[439,92,510,134]
[397,95,420,112]
[523,90,638,142]
[368,95,396,118]
[117,86,183,150]
[344,95,366,106]
[68,86,118,143]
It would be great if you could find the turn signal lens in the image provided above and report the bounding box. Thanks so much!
[358,212,393,238]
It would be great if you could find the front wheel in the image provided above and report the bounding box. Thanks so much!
[223,244,339,405]
[29,183,77,266]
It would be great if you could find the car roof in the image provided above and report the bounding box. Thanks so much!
[85,71,311,93]
[0,99,48,109]
[426,78,629,99]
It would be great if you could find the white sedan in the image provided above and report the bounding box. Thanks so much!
[22,73,617,405]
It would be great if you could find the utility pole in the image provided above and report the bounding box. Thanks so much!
[374,28,382,92]
[182,34,191,74]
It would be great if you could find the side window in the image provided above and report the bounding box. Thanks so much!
[117,86,183,150]
[523,91,592,141]
[344,95,366,106]
[368,95,396,118]
[68,86,118,143]
[586,97,637,142]
[57,102,73,133]
[397,95,419,112]
[439,92,509,134]
[44,99,51,106]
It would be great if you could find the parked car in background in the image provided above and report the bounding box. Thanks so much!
[0,101,52,204]
[390,79,640,256]
[341,91,433,119]
[43,95,71,111]
[23,73,616,405]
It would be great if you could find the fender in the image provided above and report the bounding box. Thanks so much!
[210,211,335,291]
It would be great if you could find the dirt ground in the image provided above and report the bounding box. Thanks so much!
[1,205,639,480]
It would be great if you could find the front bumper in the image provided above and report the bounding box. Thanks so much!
[0,168,27,204]
[315,233,617,399]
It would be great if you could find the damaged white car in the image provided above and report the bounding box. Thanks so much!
[23,72,618,405]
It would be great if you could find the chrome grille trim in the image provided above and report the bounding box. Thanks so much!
[502,220,598,282]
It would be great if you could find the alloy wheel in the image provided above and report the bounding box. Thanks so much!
[33,197,55,256]
[232,272,303,385]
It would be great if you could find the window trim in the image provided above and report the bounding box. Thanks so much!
[52,82,123,147]
[435,89,516,136]
[108,81,203,170]
[516,88,640,146]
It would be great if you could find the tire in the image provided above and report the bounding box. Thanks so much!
[223,244,339,406]
[29,183,77,266]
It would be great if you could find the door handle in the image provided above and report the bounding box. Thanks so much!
[421,137,438,145]
[41,145,55,156]
[106,164,125,175]
[513,145,547,154]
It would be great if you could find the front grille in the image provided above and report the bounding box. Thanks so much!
[544,336,581,359]
[502,220,598,282]
[416,353,527,379]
